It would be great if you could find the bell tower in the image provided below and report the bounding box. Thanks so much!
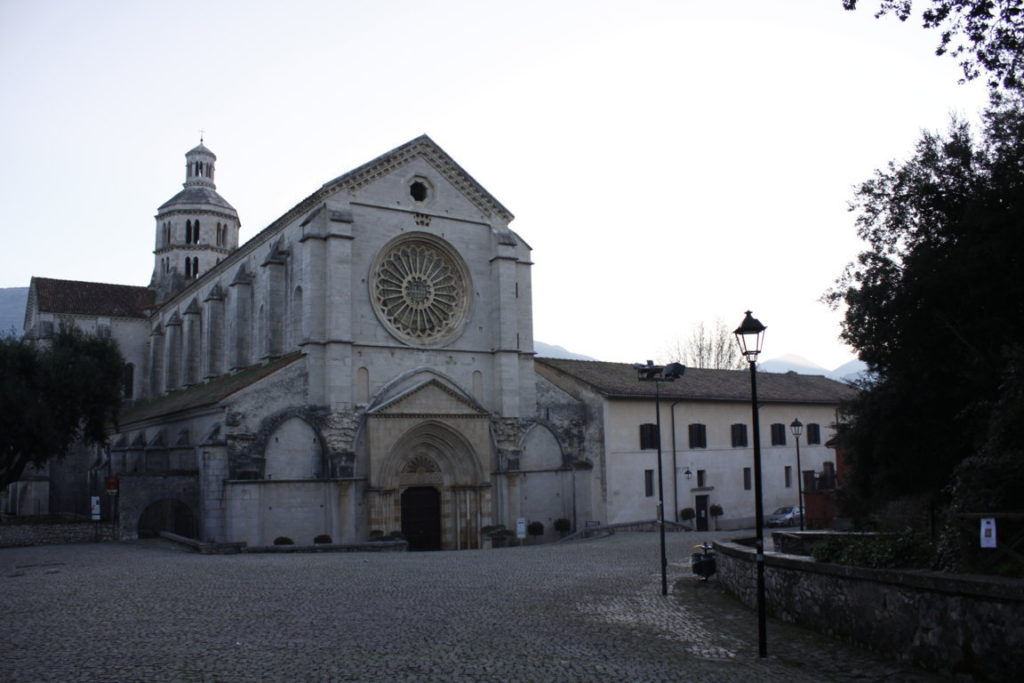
[152,140,240,302]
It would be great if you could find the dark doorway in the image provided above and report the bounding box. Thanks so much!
[138,498,198,539]
[401,486,442,551]
[695,494,709,532]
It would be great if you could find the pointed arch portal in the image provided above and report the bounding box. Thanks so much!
[369,419,492,550]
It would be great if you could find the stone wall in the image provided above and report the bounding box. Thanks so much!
[713,539,1024,681]
[0,520,115,547]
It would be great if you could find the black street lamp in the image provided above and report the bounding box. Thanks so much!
[790,418,805,532]
[733,311,768,659]
[635,359,686,596]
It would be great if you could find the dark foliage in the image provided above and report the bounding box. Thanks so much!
[526,521,544,537]
[812,530,937,569]
[826,99,1024,511]
[843,1,1024,94]
[0,327,124,490]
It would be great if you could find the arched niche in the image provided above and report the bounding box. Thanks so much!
[264,417,322,480]
[520,423,564,471]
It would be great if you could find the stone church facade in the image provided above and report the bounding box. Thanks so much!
[17,137,855,546]
[22,137,580,549]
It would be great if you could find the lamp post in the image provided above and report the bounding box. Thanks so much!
[734,311,768,659]
[790,418,805,532]
[635,360,686,596]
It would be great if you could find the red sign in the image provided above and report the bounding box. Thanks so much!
[105,476,119,494]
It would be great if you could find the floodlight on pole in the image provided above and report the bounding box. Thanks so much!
[634,360,685,596]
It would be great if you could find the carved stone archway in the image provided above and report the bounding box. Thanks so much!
[368,421,491,550]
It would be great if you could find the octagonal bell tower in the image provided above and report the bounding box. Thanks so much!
[152,140,240,302]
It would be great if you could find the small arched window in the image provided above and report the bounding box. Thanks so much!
[192,256,199,278]
[123,363,135,399]
[185,258,192,278]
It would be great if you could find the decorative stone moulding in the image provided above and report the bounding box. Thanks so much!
[370,233,471,347]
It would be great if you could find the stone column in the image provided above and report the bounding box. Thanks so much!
[202,285,225,379]
[148,324,164,398]
[182,299,201,387]
[164,313,182,392]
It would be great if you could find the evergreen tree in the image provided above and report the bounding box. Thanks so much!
[826,98,1024,510]
[0,328,124,491]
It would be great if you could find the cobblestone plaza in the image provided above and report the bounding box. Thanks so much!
[1,532,940,682]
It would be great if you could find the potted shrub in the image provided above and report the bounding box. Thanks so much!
[483,525,515,548]
[680,508,696,529]
[709,504,723,530]
[527,520,545,543]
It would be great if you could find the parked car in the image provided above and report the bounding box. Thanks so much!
[767,505,803,527]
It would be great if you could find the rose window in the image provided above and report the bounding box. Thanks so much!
[371,237,469,345]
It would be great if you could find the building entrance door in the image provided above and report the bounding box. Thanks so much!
[695,494,709,532]
[401,486,442,551]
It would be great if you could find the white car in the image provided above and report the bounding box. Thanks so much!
[767,505,804,527]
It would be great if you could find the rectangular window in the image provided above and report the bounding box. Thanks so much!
[770,423,787,446]
[644,469,655,497]
[696,469,706,487]
[688,423,707,449]
[806,423,821,445]
[743,467,752,490]
[639,423,660,450]
[785,465,792,488]
[731,423,748,448]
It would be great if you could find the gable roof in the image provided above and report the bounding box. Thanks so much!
[369,377,488,417]
[535,357,857,405]
[31,277,154,318]
[119,352,303,425]
[322,134,513,222]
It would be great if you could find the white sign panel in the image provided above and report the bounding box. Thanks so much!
[516,517,527,539]
[980,518,997,548]
[90,496,101,521]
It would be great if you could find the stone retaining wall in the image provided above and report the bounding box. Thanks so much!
[0,520,115,547]
[713,539,1024,681]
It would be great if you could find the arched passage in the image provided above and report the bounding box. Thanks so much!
[137,498,197,539]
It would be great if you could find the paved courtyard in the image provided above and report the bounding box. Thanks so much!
[1,531,941,682]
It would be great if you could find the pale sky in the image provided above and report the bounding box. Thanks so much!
[0,0,989,370]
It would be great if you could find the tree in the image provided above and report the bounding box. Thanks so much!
[843,1,1024,95]
[825,97,1024,511]
[0,327,124,491]
[666,320,745,370]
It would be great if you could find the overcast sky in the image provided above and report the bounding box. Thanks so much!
[0,1,989,369]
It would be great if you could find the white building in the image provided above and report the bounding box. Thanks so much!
[534,358,854,530]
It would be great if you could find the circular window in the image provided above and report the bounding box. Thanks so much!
[370,235,470,345]
[409,181,428,202]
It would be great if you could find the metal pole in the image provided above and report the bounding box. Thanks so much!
[749,360,767,658]
[795,432,804,532]
[655,380,668,596]
[670,401,681,524]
